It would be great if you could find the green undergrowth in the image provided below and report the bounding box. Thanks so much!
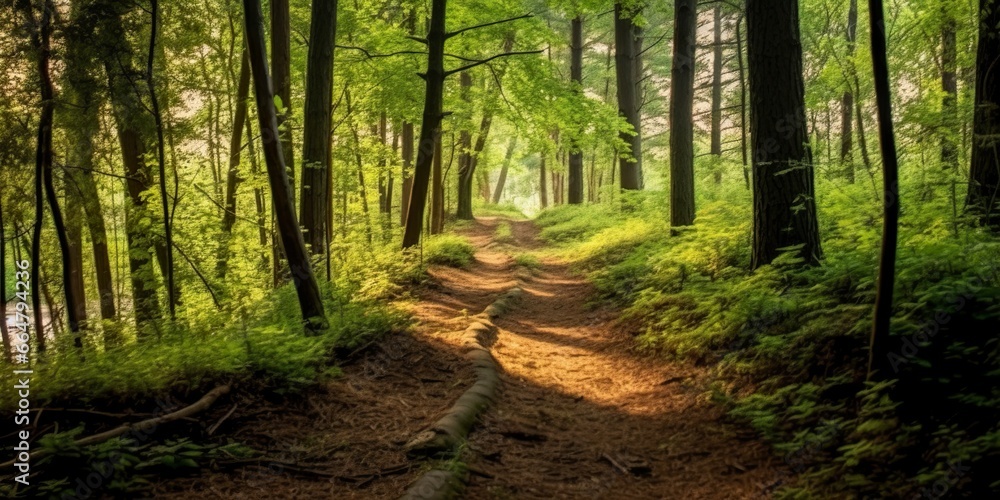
[0,242,420,410]
[423,234,476,268]
[536,183,1000,498]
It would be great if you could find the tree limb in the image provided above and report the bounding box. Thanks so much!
[446,13,533,39]
[444,50,542,77]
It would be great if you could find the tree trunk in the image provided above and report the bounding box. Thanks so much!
[493,138,517,204]
[456,72,475,220]
[710,5,724,184]
[101,8,162,328]
[967,0,1000,229]
[614,2,643,190]
[401,122,415,227]
[378,112,390,214]
[402,0,447,248]
[746,0,822,268]
[539,153,548,208]
[218,48,251,279]
[432,131,445,234]
[840,0,858,182]
[148,0,176,319]
[670,0,697,227]
[300,0,338,255]
[737,13,750,190]
[940,3,959,170]
[243,0,328,333]
[866,0,901,381]
[271,0,294,199]
[568,15,585,204]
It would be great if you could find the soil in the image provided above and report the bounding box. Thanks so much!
[151,217,784,499]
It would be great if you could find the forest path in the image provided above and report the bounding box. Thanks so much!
[152,217,782,499]
[458,217,783,499]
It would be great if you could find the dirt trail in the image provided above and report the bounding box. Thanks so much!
[154,217,781,499]
[459,218,782,499]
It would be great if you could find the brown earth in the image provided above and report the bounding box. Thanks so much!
[152,217,784,499]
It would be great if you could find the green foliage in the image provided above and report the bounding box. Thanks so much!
[513,253,540,270]
[423,234,476,268]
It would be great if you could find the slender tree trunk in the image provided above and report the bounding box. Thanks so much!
[456,72,475,220]
[271,0,294,199]
[378,112,390,214]
[967,0,1000,228]
[300,0,338,254]
[244,0,328,333]
[148,0,175,319]
[401,122,415,226]
[432,131,444,234]
[345,89,373,245]
[940,3,959,170]
[102,10,162,328]
[568,15,585,204]
[840,0,858,182]
[746,0,822,268]
[710,5,724,184]
[218,48,251,278]
[866,0,901,381]
[614,2,643,190]
[402,0,447,248]
[737,13,750,189]
[246,114,270,269]
[493,137,517,204]
[539,153,548,208]
[670,0,697,227]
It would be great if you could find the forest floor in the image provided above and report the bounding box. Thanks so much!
[153,217,784,499]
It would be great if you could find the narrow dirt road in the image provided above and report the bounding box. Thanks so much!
[154,217,782,499]
[457,217,782,499]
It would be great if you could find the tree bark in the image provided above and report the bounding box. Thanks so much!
[539,152,548,208]
[244,0,328,333]
[101,7,162,328]
[149,0,176,318]
[456,72,476,220]
[710,5,724,184]
[670,0,697,227]
[218,48,251,278]
[866,0,901,381]
[493,137,517,204]
[568,15,585,204]
[967,0,1000,229]
[746,0,822,268]
[271,0,294,198]
[432,131,445,234]
[840,0,858,182]
[300,0,339,255]
[940,2,959,170]
[614,2,643,190]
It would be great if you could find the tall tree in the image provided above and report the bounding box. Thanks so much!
[866,0,901,380]
[669,0,696,227]
[243,0,328,333]
[63,4,117,339]
[100,5,163,327]
[271,0,294,191]
[967,0,1000,229]
[0,197,11,361]
[710,5,724,184]
[493,137,518,204]
[218,48,252,278]
[148,0,175,318]
[456,71,475,219]
[614,2,643,190]
[940,0,959,170]
[300,0,339,255]
[22,0,84,349]
[746,0,822,268]
[840,0,859,182]
[568,15,585,204]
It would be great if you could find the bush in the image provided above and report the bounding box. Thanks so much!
[423,234,476,268]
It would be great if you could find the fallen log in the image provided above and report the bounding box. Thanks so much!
[1,385,231,469]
